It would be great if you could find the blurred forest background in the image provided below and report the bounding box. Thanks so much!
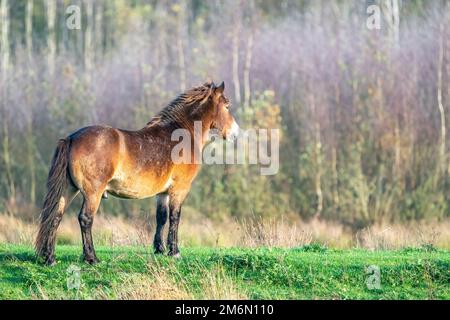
[0,0,449,239]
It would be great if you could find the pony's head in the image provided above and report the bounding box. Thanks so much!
[208,81,239,141]
[150,81,239,141]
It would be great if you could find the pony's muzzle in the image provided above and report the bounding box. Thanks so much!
[227,120,240,142]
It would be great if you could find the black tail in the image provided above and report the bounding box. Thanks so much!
[35,138,71,260]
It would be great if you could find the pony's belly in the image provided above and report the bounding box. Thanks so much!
[106,187,154,200]
[106,173,172,200]
[106,181,157,199]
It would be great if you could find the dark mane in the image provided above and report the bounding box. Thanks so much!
[147,83,213,127]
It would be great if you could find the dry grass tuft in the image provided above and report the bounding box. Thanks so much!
[240,217,312,248]
[355,221,450,250]
[110,271,191,300]
[198,265,247,299]
[0,211,449,250]
[0,214,35,244]
[93,261,246,300]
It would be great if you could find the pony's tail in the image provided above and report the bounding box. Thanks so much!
[35,138,71,259]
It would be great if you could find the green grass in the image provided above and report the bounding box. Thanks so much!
[0,244,449,300]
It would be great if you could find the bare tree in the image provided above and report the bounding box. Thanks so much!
[243,31,253,110]
[175,3,186,92]
[26,0,33,61]
[45,0,56,77]
[446,4,450,177]
[383,0,400,46]
[437,17,447,174]
[84,0,94,82]
[383,0,402,181]
[243,0,255,110]
[94,0,103,61]
[232,6,241,105]
[26,0,36,204]
[1,0,15,206]
[311,92,323,220]
[0,0,8,80]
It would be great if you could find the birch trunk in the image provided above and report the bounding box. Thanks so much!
[94,0,103,61]
[311,94,323,219]
[0,0,8,78]
[383,0,402,181]
[1,0,15,204]
[394,119,401,180]
[437,20,447,174]
[232,21,241,105]
[243,32,253,110]
[0,0,8,79]
[76,0,83,56]
[46,0,56,77]
[26,0,33,61]
[383,0,400,48]
[84,0,94,82]
[176,6,186,92]
[446,4,450,176]
[26,0,35,204]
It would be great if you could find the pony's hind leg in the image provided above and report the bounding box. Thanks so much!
[153,193,169,254]
[78,192,102,264]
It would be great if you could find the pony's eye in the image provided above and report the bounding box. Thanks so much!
[225,105,229,110]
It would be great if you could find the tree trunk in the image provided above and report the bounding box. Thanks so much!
[243,31,253,110]
[394,118,401,181]
[1,0,15,206]
[445,4,450,177]
[94,0,103,62]
[311,93,323,219]
[437,20,447,174]
[384,0,402,182]
[84,0,94,82]
[176,4,186,92]
[76,0,83,56]
[46,0,56,77]
[331,147,339,209]
[26,0,33,61]
[383,0,400,48]
[232,19,241,105]
[26,0,35,204]
[0,0,8,78]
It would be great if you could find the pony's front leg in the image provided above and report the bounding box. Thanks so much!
[153,194,169,254]
[167,206,181,257]
[167,191,188,258]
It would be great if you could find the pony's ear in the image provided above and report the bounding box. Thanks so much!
[214,81,225,95]
[207,82,215,96]
[198,82,214,106]
[204,80,214,87]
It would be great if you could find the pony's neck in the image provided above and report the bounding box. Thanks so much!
[145,100,215,147]
[187,104,215,147]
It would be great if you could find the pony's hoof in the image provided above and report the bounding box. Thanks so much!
[84,256,100,265]
[168,252,181,259]
[44,257,56,266]
[154,244,166,254]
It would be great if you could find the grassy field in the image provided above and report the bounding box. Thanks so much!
[0,244,449,300]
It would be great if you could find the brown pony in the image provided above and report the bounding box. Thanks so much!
[35,81,239,265]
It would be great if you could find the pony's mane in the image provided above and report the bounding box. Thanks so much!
[147,83,213,127]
